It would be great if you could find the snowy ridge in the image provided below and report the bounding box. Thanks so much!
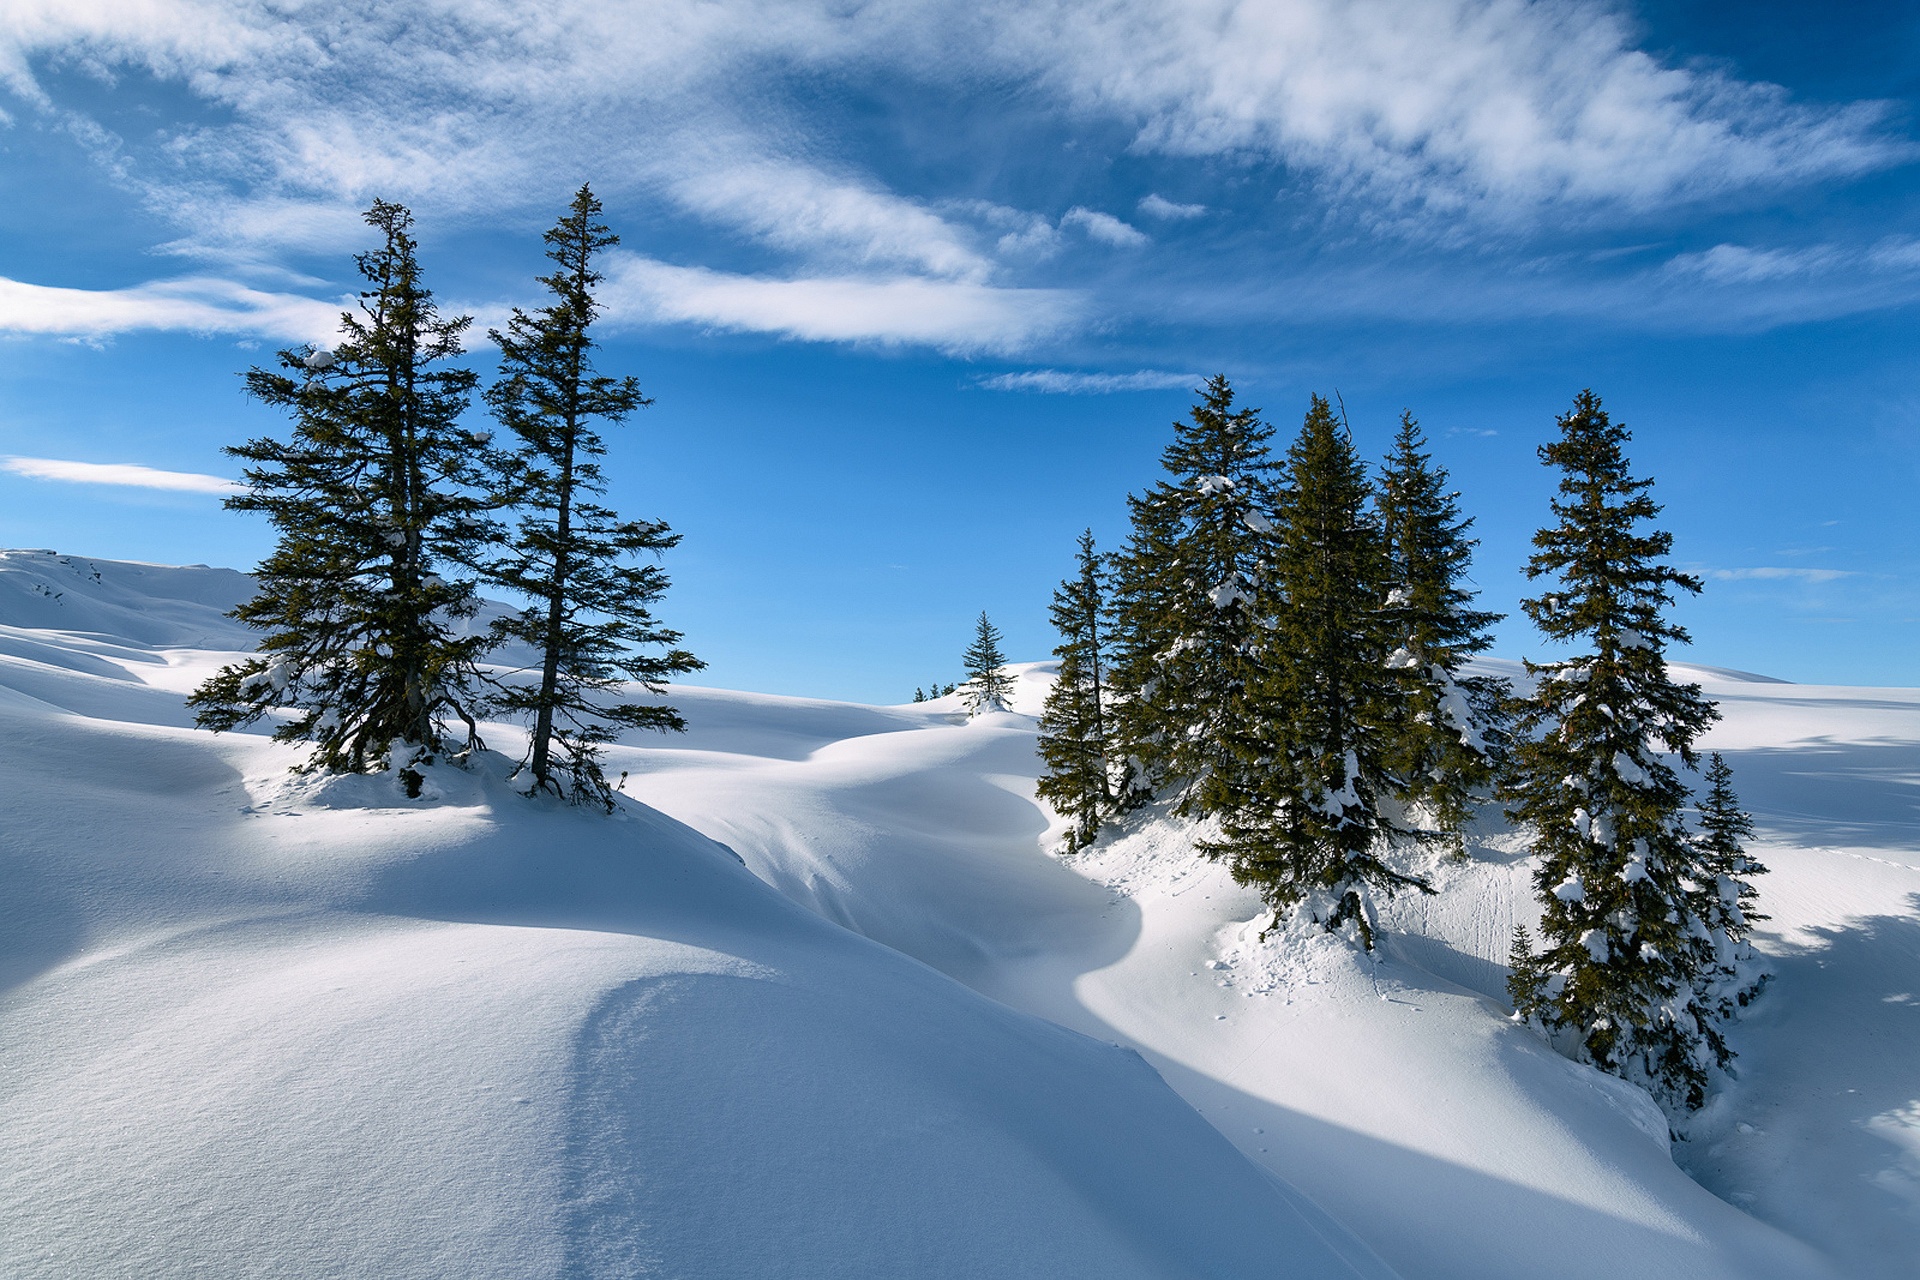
[3,552,1917,1277]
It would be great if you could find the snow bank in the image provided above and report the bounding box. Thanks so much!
[0,553,1386,1278]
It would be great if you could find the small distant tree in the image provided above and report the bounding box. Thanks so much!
[1503,389,1734,1113]
[482,185,703,809]
[1693,752,1769,1025]
[189,200,490,794]
[962,612,1016,714]
[1108,375,1280,814]
[1037,530,1115,851]
[1376,411,1509,846]
[1206,394,1430,947]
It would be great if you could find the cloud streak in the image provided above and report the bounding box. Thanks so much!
[1709,567,1856,584]
[0,275,341,341]
[604,255,1082,354]
[2,456,244,494]
[978,369,1198,393]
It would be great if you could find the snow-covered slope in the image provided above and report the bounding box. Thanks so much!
[4,552,1916,1279]
[0,554,1391,1279]
[617,662,1919,1280]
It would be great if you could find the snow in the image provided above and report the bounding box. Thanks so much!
[3,555,1916,1278]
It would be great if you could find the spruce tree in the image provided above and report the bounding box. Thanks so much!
[1037,530,1115,851]
[1109,375,1280,814]
[483,185,704,809]
[190,200,490,792]
[962,612,1016,714]
[1503,389,1731,1113]
[1205,394,1431,947]
[1376,411,1509,844]
[1693,752,1768,1028]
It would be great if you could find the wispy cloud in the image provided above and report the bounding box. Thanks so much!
[604,255,1082,354]
[1061,207,1148,248]
[1709,567,1856,584]
[979,369,1198,394]
[1137,194,1206,220]
[0,275,340,342]
[1,456,243,494]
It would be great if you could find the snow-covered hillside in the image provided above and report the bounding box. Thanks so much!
[3,548,1916,1278]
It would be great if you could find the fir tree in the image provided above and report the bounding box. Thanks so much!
[1109,375,1280,814]
[1693,752,1769,1024]
[1037,530,1115,851]
[190,200,490,793]
[962,612,1016,714]
[1376,411,1509,844]
[482,185,703,809]
[1503,389,1731,1113]
[1205,394,1431,947]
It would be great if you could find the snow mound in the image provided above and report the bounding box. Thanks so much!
[0,556,1388,1278]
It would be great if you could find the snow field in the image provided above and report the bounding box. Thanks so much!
[0,551,1388,1279]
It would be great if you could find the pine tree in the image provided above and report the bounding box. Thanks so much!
[1693,752,1768,1025]
[1204,394,1431,947]
[482,185,704,809]
[1376,411,1509,844]
[1503,389,1730,1113]
[190,200,490,793]
[1109,375,1280,814]
[1037,530,1115,851]
[962,612,1016,714]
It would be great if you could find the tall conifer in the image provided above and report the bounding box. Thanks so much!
[1109,375,1280,814]
[1693,752,1768,1032]
[962,612,1016,714]
[483,185,703,809]
[1503,390,1734,1112]
[1037,530,1115,851]
[190,200,489,791]
[1376,412,1508,843]
[1205,394,1430,947]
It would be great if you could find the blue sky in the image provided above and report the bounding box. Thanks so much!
[1,0,1916,700]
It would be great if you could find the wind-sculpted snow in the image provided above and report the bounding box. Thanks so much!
[3,553,1916,1277]
[620,662,1918,1279]
[0,554,1387,1278]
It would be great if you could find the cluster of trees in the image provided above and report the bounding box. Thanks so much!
[191,189,699,809]
[1035,378,1765,1112]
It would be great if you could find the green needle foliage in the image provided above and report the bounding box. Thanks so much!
[484,185,704,809]
[1694,752,1769,1017]
[1038,530,1116,852]
[1206,394,1431,947]
[1503,389,1736,1113]
[962,612,1016,714]
[1109,375,1281,814]
[1376,412,1509,845]
[190,200,490,791]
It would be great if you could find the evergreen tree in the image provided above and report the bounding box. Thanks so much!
[1204,394,1430,947]
[962,612,1016,714]
[483,185,703,809]
[1376,411,1509,844]
[1693,752,1769,1022]
[1037,530,1115,851]
[1503,389,1731,1113]
[190,200,490,793]
[1109,375,1280,814]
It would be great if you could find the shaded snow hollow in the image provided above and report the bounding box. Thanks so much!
[2,548,1916,1278]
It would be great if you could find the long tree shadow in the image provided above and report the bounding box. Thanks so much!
[1714,741,1920,853]
[1684,895,1920,1280]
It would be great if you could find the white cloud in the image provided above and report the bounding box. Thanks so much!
[0,275,342,341]
[1,456,243,494]
[603,255,1082,354]
[996,0,1907,218]
[979,369,1197,393]
[1061,207,1148,248]
[1709,567,1856,584]
[1137,194,1206,220]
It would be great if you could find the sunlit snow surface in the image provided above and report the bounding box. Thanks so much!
[2,549,1915,1278]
